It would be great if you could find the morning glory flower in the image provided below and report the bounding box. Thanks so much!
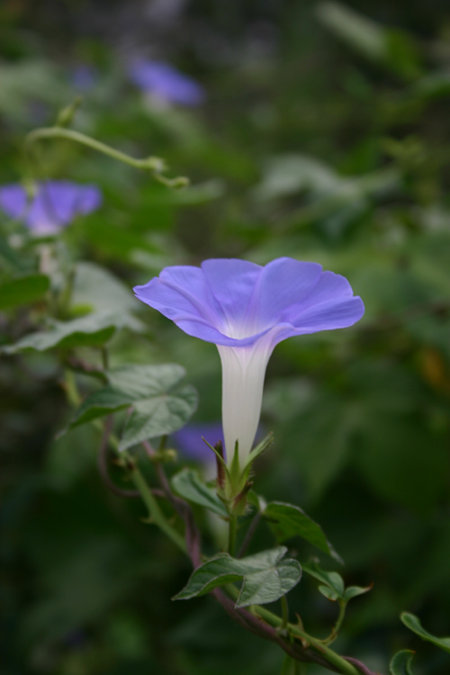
[128,59,206,107]
[134,258,364,466]
[0,181,102,235]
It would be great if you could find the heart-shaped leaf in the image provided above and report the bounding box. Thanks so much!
[264,501,341,562]
[69,364,197,445]
[174,546,302,608]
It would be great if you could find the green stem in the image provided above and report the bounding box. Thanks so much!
[325,601,346,645]
[228,515,237,556]
[281,595,289,631]
[281,655,299,675]
[124,452,187,554]
[226,586,358,675]
[24,127,188,187]
[64,369,81,407]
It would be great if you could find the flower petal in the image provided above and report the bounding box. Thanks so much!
[201,259,263,337]
[256,258,323,326]
[0,184,27,219]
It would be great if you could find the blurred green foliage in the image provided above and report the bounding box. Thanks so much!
[2,1,450,674]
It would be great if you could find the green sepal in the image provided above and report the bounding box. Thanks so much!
[243,432,274,471]
[171,469,229,517]
[229,440,241,487]
[202,437,230,481]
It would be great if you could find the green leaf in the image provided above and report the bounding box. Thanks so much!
[0,274,49,310]
[71,387,133,427]
[264,501,341,562]
[389,650,415,675]
[302,560,345,599]
[318,585,341,602]
[343,585,373,602]
[401,612,450,654]
[171,469,228,517]
[173,546,302,608]
[107,364,186,399]
[119,385,197,451]
[69,364,197,440]
[2,311,126,353]
[71,262,141,316]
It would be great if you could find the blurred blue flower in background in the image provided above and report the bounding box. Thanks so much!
[71,64,98,91]
[128,59,206,107]
[173,421,224,464]
[0,181,102,235]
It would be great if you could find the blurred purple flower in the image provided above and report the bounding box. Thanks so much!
[173,422,224,463]
[0,181,102,235]
[71,64,98,91]
[128,59,206,107]
[134,258,364,465]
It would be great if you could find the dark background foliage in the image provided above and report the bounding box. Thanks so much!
[1,1,450,674]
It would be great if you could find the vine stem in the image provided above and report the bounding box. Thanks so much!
[228,515,237,556]
[281,595,289,631]
[24,126,188,187]
[124,451,187,554]
[225,585,360,675]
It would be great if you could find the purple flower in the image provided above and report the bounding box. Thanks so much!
[0,181,102,235]
[134,258,364,466]
[173,422,224,463]
[128,59,206,107]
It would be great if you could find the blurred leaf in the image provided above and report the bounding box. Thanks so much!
[302,560,344,599]
[253,154,340,201]
[71,262,140,314]
[0,274,49,310]
[317,1,387,63]
[389,650,415,675]
[2,311,134,353]
[171,469,228,517]
[174,546,302,608]
[142,180,225,206]
[0,59,67,123]
[317,2,422,80]
[282,390,356,501]
[401,612,450,653]
[263,501,341,562]
[357,414,448,512]
[80,217,163,262]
